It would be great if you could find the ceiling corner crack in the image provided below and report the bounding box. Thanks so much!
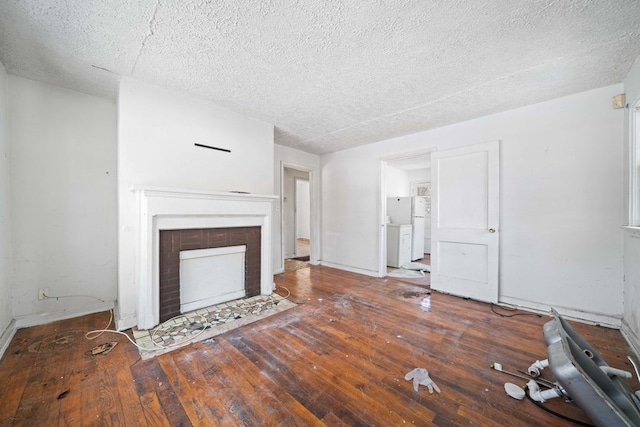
[131,0,161,75]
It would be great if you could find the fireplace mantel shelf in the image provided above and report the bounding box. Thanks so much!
[131,186,279,202]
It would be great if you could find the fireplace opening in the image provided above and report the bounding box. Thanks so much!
[159,227,261,322]
[180,245,246,313]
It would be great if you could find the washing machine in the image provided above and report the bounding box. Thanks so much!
[387,224,412,268]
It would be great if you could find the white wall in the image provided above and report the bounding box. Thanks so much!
[385,165,409,197]
[321,85,625,324]
[622,55,640,355]
[295,179,311,240]
[9,76,117,324]
[0,62,13,342]
[273,144,320,272]
[408,168,430,184]
[117,78,275,329]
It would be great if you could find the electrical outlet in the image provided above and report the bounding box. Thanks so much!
[38,288,49,300]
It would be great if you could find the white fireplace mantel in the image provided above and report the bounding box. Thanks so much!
[133,186,278,329]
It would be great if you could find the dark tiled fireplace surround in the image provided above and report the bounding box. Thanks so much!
[158,227,261,322]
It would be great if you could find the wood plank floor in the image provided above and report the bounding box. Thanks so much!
[1,265,638,426]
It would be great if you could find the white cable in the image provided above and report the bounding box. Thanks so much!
[85,310,113,340]
[275,285,291,299]
[48,293,210,351]
[628,356,640,381]
[40,293,118,343]
[86,313,210,351]
[86,328,154,351]
[44,293,105,303]
[83,294,287,352]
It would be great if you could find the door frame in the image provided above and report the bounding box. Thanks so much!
[378,149,435,278]
[280,161,319,271]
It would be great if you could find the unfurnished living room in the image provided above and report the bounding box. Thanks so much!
[1,1,640,426]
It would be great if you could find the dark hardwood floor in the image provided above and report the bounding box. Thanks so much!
[0,265,637,426]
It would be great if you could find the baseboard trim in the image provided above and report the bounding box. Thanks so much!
[0,319,18,360]
[621,320,640,360]
[319,261,380,278]
[116,314,137,332]
[498,296,621,328]
[14,301,115,330]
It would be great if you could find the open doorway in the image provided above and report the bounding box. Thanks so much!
[282,166,312,271]
[380,151,432,279]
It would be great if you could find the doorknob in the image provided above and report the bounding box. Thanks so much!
[488,228,496,233]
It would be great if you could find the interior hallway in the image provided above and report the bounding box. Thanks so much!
[284,238,311,271]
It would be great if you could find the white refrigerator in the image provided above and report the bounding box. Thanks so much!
[387,196,426,261]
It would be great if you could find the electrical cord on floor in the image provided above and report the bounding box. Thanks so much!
[43,291,210,351]
[41,291,114,341]
[86,312,210,351]
[490,303,542,318]
[525,386,595,427]
[275,285,291,299]
[628,355,640,382]
[40,293,141,347]
[275,284,311,304]
[85,309,113,340]
[86,327,152,351]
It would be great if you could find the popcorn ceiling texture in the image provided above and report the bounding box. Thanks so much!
[0,0,639,154]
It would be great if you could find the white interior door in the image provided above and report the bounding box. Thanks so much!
[431,141,499,303]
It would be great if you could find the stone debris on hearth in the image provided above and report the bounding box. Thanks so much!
[132,293,286,349]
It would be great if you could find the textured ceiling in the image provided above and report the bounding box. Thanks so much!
[1,1,639,154]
